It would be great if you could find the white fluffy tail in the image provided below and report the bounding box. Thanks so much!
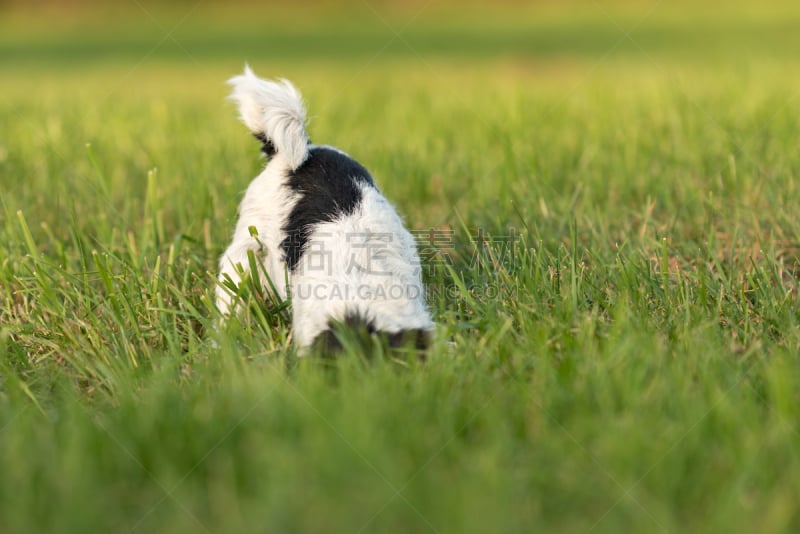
[228,65,309,170]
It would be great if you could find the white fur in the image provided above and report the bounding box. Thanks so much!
[217,68,433,350]
[215,152,296,316]
[290,183,432,347]
[227,65,309,170]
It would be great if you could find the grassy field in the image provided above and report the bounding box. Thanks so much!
[2,1,800,532]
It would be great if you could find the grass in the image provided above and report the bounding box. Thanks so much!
[2,1,800,532]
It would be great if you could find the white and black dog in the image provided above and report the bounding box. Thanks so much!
[216,67,433,352]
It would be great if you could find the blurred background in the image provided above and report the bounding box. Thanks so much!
[3,0,800,235]
[4,0,800,67]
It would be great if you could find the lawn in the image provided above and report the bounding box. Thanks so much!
[2,1,800,532]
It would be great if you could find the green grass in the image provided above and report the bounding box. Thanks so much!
[2,1,800,532]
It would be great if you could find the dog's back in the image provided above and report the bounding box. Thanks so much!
[217,67,433,352]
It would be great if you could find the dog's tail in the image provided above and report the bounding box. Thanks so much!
[228,65,309,170]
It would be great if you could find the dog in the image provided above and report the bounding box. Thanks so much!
[216,66,434,353]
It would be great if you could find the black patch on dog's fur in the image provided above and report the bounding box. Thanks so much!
[311,313,431,356]
[311,314,376,354]
[281,147,376,271]
[387,328,432,351]
[253,132,277,158]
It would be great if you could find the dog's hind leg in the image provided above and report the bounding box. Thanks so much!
[216,238,260,317]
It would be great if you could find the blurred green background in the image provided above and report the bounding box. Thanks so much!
[4,0,800,231]
[4,0,800,65]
